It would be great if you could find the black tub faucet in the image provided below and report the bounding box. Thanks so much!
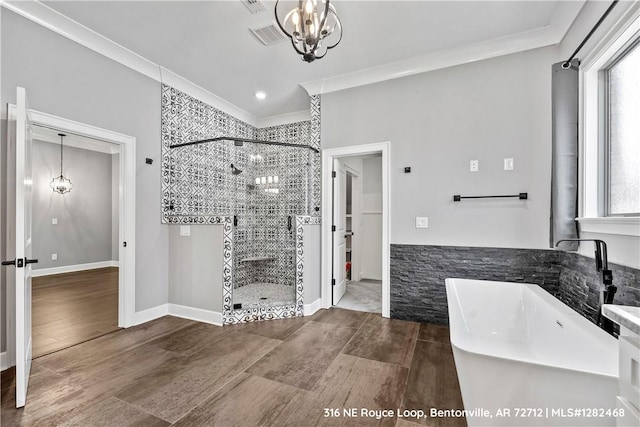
[556,239,616,333]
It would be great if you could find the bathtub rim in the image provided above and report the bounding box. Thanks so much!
[445,277,618,379]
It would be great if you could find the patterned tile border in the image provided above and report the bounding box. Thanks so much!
[310,94,321,211]
[166,215,232,224]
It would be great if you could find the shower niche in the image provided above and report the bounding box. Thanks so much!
[166,135,318,324]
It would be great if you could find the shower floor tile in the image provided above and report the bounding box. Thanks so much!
[234,283,295,308]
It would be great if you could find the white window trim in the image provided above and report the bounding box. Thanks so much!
[577,217,640,237]
[579,5,640,237]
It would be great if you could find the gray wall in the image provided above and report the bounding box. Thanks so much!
[2,10,168,352]
[32,140,114,269]
[303,224,321,304]
[168,225,223,313]
[322,47,555,250]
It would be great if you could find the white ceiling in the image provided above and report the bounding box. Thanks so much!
[40,0,584,119]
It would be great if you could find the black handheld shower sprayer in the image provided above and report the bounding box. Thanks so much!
[230,164,243,175]
[555,239,617,333]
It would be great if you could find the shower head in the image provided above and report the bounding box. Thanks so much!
[230,164,243,175]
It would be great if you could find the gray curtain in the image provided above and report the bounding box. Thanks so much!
[550,59,580,250]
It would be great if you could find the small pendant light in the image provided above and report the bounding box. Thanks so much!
[50,133,73,194]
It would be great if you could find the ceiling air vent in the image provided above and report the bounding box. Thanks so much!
[250,23,287,46]
[242,0,266,15]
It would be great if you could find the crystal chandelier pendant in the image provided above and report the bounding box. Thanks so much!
[50,175,73,194]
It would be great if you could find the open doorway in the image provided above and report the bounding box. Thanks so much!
[335,154,383,313]
[30,126,121,357]
[4,93,136,406]
[322,142,390,317]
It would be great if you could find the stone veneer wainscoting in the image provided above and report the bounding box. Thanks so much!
[556,252,640,325]
[390,244,640,328]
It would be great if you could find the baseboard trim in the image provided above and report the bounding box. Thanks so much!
[31,260,119,277]
[304,298,323,316]
[1,352,9,371]
[132,304,224,327]
[167,304,223,326]
[132,304,169,326]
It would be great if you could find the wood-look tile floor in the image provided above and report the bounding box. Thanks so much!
[32,267,119,358]
[0,309,465,427]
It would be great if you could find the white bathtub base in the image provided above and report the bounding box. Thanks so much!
[446,278,619,427]
[453,345,618,426]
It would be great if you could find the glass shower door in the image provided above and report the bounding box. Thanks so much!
[232,143,297,309]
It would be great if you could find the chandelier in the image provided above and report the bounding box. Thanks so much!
[275,0,343,63]
[50,133,73,194]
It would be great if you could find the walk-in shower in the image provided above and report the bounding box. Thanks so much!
[168,136,317,311]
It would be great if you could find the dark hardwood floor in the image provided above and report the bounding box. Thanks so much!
[32,267,119,358]
[1,308,465,427]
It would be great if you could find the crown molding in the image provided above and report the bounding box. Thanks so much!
[2,0,259,126]
[548,0,588,41]
[256,110,311,128]
[301,1,585,96]
[4,0,586,120]
[159,67,257,126]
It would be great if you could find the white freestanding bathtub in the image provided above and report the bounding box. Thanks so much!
[446,278,619,426]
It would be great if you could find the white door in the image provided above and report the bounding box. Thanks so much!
[15,87,35,408]
[332,158,347,304]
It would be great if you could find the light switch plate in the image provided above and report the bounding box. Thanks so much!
[180,225,191,236]
[416,217,428,229]
[52,253,57,261]
[504,158,514,171]
[52,218,58,225]
[470,160,479,172]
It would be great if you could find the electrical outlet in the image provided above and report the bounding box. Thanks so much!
[52,218,58,225]
[470,160,479,172]
[180,225,191,236]
[52,253,57,261]
[504,158,514,171]
[416,217,428,229]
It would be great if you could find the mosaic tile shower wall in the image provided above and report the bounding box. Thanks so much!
[232,143,312,292]
[161,84,319,306]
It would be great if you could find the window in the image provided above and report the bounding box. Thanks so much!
[604,38,640,216]
[579,13,640,236]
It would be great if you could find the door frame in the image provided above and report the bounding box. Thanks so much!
[5,106,136,368]
[321,142,390,317]
[344,166,361,283]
